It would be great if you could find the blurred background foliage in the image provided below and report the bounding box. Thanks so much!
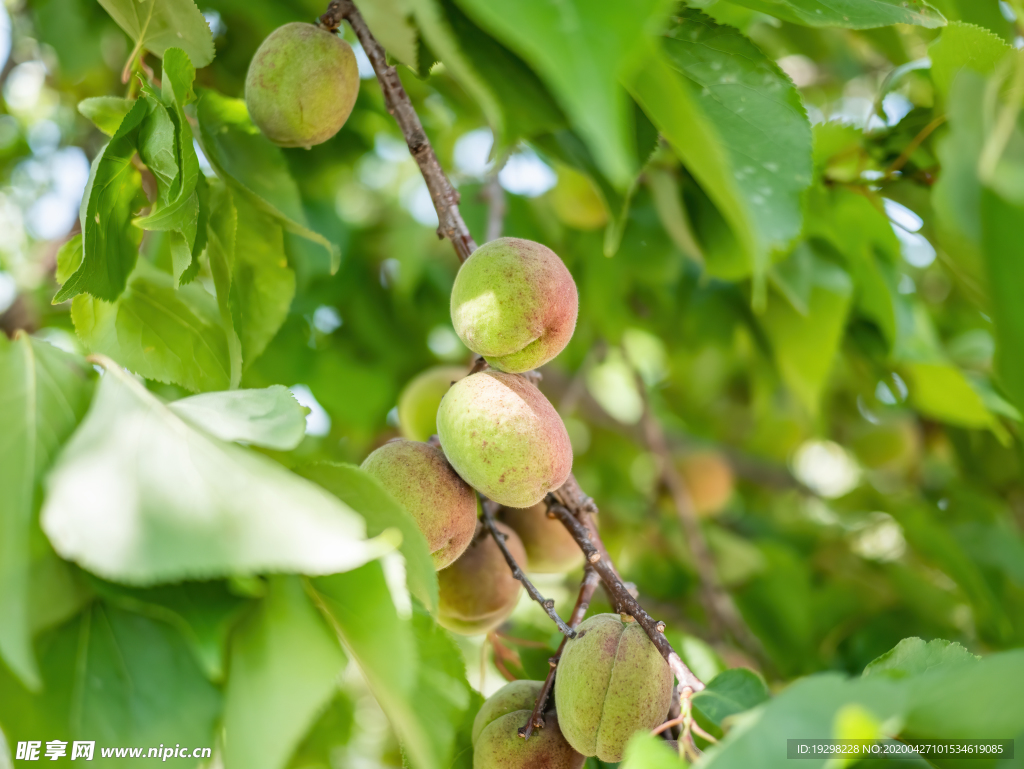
[2,0,1024,767]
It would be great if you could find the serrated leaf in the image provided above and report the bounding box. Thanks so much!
[453,0,669,187]
[717,0,945,29]
[298,462,439,614]
[54,98,149,303]
[662,11,812,275]
[78,96,135,136]
[169,385,308,451]
[0,335,93,691]
[71,260,233,393]
[39,360,398,585]
[863,637,978,679]
[98,0,214,67]
[224,577,346,769]
[134,49,203,285]
[196,90,339,273]
[928,21,1011,98]
[54,233,83,286]
[359,0,418,68]
[0,604,222,765]
[88,578,250,681]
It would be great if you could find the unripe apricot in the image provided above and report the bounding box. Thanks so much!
[245,23,358,148]
[472,680,585,769]
[361,439,477,570]
[450,238,578,373]
[678,451,734,517]
[500,502,584,574]
[437,372,572,508]
[438,522,525,635]
[397,365,466,442]
[554,613,673,762]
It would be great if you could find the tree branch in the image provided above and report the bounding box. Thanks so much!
[320,0,477,262]
[480,499,576,638]
[519,565,601,740]
[549,486,705,693]
[637,375,763,658]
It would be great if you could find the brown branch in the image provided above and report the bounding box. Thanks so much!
[637,377,762,658]
[320,0,477,262]
[480,499,575,638]
[519,565,601,740]
[548,489,705,693]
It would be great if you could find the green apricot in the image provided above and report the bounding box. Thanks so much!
[438,522,525,635]
[437,372,572,508]
[244,23,358,148]
[361,439,477,570]
[500,502,584,574]
[554,614,674,762]
[450,238,578,373]
[397,365,466,442]
[472,680,585,769]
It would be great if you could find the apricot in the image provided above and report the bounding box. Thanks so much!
[245,22,358,148]
[678,451,734,517]
[397,365,465,442]
[472,680,585,769]
[437,372,572,508]
[500,502,584,574]
[554,613,674,762]
[450,238,578,373]
[437,522,525,635]
[361,439,477,570]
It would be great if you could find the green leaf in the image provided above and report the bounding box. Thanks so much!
[88,578,250,681]
[98,0,214,68]
[901,361,995,429]
[928,21,1012,99]
[717,0,945,29]
[205,179,243,387]
[168,386,308,451]
[628,54,758,281]
[40,360,398,585]
[0,604,222,765]
[692,668,770,728]
[54,98,149,303]
[196,90,339,272]
[661,11,812,275]
[71,260,233,393]
[284,693,355,769]
[980,188,1024,415]
[359,0,418,68]
[230,194,297,367]
[453,0,669,187]
[621,732,686,769]
[760,257,853,413]
[862,637,978,679]
[0,335,93,691]
[224,577,346,769]
[298,462,439,615]
[312,569,477,769]
[134,49,203,285]
[78,96,135,136]
[54,234,84,293]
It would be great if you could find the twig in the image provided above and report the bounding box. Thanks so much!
[480,500,575,638]
[548,492,705,693]
[637,375,762,658]
[519,566,601,740]
[319,0,477,262]
[467,355,489,375]
[884,114,946,179]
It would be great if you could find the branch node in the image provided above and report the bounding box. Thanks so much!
[656,621,667,634]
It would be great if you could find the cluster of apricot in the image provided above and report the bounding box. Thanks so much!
[245,25,676,769]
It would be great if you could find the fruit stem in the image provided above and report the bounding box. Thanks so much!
[480,499,576,638]
[319,0,478,263]
[548,481,706,694]
[518,565,601,741]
